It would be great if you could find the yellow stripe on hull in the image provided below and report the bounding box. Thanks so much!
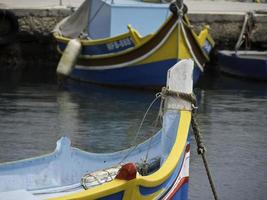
[49,111,191,200]
[54,14,213,66]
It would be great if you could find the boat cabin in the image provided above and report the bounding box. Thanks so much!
[88,0,171,39]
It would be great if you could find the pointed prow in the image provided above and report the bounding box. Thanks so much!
[165,59,194,111]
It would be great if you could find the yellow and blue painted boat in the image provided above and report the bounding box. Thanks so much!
[0,59,195,200]
[53,1,214,88]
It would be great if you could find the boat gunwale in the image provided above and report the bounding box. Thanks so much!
[53,13,177,61]
[76,14,178,66]
[219,50,267,61]
[49,110,191,200]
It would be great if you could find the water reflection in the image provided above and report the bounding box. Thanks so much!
[0,74,267,199]
[60,80,160,153]
[190,74,267,200]
[0,84,60,162]
[0,81,159,162]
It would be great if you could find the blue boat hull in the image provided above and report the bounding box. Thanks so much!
[218,50,267,81]
[70,59,201,88]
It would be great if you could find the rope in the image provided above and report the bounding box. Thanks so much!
[144,88,195,163]
[118,87,196,165]
[161,86,219,200]
[153,92,164,128]
[161,87,197,105]
[118,94,162,165]
[191,106,219,200]
[235,12,255,53]
[180,22,204,72]
[155,87,219,200]
[235,13,249,53]
[172,0,205,72]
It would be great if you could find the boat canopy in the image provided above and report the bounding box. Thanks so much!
[53,0,92,38]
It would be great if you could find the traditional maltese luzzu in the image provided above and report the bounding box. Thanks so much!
[53,0,214,88]
[0,59,195,199]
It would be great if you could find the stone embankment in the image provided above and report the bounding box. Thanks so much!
[0,6,72,82]
[189,12,267,49]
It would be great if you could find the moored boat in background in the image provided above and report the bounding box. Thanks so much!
[218,50,267,81]
[0,59,195,199]
[53,0,214,88]
[217,11,267,81]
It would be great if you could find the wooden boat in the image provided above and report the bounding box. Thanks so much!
[217,11,267,81]
[53,0,214,88]
[217,50,267,81]
[0,59,194,200]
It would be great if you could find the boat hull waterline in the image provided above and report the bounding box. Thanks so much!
[218,50,267,81]
[54,2,214,88]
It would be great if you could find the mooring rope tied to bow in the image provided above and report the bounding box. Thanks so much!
[119,87,194,165]
[116,84,219,200]
[161,86,219,200]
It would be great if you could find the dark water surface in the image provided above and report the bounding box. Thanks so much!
[0,75,266,200]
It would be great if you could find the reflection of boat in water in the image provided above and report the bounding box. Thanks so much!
[0,60,194,199]
[53,0,214,88]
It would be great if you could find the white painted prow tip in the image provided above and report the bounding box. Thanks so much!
[166,59,194,110]
[167,59,194,93]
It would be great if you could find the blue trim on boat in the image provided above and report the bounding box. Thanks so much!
[202,40,212,55]
[58,37,135,56]
[139,150,186,196]
[71,59,201,87]
[170,181,189,200]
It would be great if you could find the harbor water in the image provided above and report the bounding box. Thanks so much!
[0,74,267,199]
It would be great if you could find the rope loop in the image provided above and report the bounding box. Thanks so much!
[160,87,197,105]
